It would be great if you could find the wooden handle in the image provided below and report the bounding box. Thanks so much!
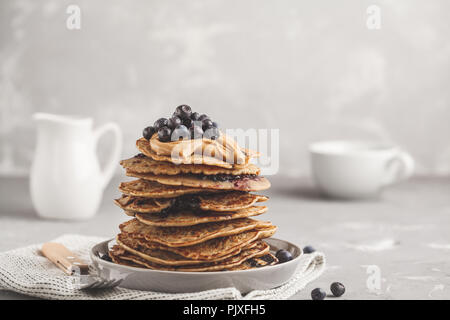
[41,243,89,275]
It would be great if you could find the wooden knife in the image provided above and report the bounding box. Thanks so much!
[41,242,89,275]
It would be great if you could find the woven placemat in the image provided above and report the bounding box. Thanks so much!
[0,234,325,300]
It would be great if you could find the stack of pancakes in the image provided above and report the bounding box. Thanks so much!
[109,135,277,271]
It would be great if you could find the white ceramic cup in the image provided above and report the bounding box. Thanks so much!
[309,140,415,199]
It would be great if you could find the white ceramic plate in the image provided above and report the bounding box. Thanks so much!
[90,238,302,293]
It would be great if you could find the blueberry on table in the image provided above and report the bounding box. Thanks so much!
[142,126,155,140]
[168,116,182,129]
[158,126,172,142]
[330,282,345,297]
[191,112,200,121]
[171,125,190,141]
[275,249,293,263]
[154,118,169,130]
[174,105,192,119]
[190,125,204,139]
[203,127,220,140]
[311,288,326,300]
[303,245,315,254]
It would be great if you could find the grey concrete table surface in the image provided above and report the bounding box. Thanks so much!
[1,175,450,300]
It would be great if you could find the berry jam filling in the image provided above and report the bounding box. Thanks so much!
[155,196,201,217]
[199,174,258,182]
[173,195,200,210]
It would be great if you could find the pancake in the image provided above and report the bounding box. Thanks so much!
[115,192,268,214]
[116,235,242,266]
[114,195,174,214]
[121,154,260,176]
[198,192,268,212]
[125,171,271,192]
[109,246,144,268]
[119,218,273,247]
[119,179,219,198]
[134,206,268,227]
[136,137,259,169]
[121,225,276,260]
[110,241,270,272]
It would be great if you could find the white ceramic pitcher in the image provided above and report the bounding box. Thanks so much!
[30,113,123,220]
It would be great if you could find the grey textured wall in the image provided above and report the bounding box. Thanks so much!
[1,0,449,177]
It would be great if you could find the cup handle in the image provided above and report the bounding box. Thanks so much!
[93,122,123,189]
[382,150,415,186]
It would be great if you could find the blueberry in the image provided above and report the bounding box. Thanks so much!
[330,282,345,297]
[174,105,192,119]
[158,126,172,142]
[190,125,204,139]
[183,118,193,128]
[212,121,219,128]
[143,126,156,140]
[275,249,293,263]
[154,118,169,130]
[311,288,326,300]
[203,127,220,140]
[202,119,214,131]
[191,112,200,121]
[171,125,190,141]
[303,245,315,254]
[198,114,209,121]
[168,116,182,129]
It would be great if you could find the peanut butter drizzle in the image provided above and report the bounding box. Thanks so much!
[149,133,249,165]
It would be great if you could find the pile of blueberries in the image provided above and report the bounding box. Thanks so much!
[276,245,345,300]
[143,105,220,143]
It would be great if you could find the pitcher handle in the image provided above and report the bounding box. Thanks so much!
[93,122,123,189]
[382,150,415,186]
